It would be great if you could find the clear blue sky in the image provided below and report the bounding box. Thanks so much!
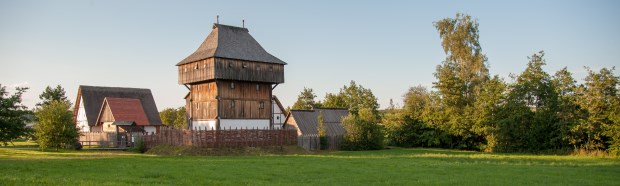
[1,0,619,110]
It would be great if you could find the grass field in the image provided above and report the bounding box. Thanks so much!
[0,144,618,185]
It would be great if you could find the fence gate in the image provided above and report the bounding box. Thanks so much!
[79,132,136,149]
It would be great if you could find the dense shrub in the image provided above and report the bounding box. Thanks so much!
[130,137,147,153]
[341,109,384,151]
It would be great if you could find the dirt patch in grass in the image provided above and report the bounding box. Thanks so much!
[146,145,313,156]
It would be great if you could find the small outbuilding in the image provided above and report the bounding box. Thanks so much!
[284,108,349,150]
[283,108,348,136]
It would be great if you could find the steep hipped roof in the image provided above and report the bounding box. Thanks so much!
[177,24,286,65]
[286,109,349,136]
[96,98,150,126]
[75,85,162,126]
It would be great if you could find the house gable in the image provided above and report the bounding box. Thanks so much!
[95,97,150,126]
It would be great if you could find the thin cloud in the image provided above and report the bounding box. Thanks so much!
[8,82,29,88]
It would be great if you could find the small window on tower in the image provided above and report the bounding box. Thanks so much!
[230,82,235,89]
[259,101,265,109]
[231,101,235,109]
[243,63,248,68]
[269,66,273,71]
[229,63,233,68]
[194,65,198,69]
[256,84,260,91]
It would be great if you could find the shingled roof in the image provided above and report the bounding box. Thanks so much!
[75,85,162,126]
[177,24,286,65]
[285,109,349,136]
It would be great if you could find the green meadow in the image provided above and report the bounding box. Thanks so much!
[0,144,618,185]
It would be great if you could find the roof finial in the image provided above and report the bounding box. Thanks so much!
[216,15,219,24]
[242,19,245,28]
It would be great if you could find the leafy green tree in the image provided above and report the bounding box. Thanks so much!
[174,106,187,129]
[574,67,619,152]
[607,100,620,156]
[322,93,347,109]
[382,85,447,148]
[386,98,397,111]
[159,107,188,129]
[473,75,506,152]
[552,67,585,150]
[36,85,69,107]
[496,99,533,152]
[292,87,321,110]
[341,108,384,150]
[34,100,79,151]
[0,84,31,146]
[324,81,380,119]
[403,85,430,119]
[432,13,489,150]
[496,51,566,152]
[317,111,328,150]
[159,108,177,127]
[383,109,442,148]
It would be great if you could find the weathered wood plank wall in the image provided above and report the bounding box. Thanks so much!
[178,58,284,84]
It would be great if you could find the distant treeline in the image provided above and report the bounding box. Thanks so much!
[293,13,620,155]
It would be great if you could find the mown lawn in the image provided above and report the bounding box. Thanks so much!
[0,146,618,185]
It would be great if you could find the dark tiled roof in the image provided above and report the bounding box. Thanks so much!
[101,98,150,126]
[177,24,286,65]
[76,85,163,126]
[287,109,349,136]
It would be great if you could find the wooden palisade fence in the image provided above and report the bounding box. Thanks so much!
[141,127,297,148]
[79,128,344,150]
[79,132,144,148]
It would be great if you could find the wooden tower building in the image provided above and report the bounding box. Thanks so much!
[177,23,286,130]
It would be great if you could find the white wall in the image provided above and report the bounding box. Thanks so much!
[220,119,270,130]
[272,100,285,129]
[102,122,115,132]
[144,126,157,134]
[191,119,271,130]
[192,120,217,130]
[76,97,90,132]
